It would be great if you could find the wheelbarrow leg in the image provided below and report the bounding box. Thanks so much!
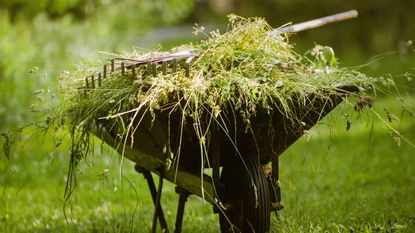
[134,165,169,233]
[151,168,165,233]
[270,154,284,212]
[174,186,190,233]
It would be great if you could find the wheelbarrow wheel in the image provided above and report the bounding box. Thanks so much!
[219,154,271,233]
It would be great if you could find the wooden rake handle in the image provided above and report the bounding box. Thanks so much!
[277,10,358,33]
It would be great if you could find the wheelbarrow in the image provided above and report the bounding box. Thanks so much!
[86,10,359,233]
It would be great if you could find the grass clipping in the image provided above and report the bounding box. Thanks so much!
[58,15,375,196]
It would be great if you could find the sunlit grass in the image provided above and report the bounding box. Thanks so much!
[1,95,414,232]
[275,96,415,233]
[1,7,415,233]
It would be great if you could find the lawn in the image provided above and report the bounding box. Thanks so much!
[1,95,414,233]
[1,4,415,232]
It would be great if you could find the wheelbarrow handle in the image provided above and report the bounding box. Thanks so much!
[277,10,358,33]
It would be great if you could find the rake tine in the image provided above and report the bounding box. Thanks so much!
[184,63,189,77]
[103,64,107,79]
[111,59,115,72]
[131,64,136,78]
[85,76,90,89]
[121,62,125,76]
[151,63,157,77]
[91,74,95,89]
[147,62,152,77]
[98,73,102,87]
[162,61,167,75]
[184,57,194,77]
[172,59,177,73]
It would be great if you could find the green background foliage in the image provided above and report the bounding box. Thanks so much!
[1,0,414,232]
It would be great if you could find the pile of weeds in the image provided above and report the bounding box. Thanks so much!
[56,15,379,197]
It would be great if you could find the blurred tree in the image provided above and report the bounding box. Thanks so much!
[0,0,100,21]
[186,0,415,54]
[0,0,195,128]
[0,0,195,25]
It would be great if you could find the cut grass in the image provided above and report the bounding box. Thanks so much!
[57,16,380,200]
[1,95,414,232]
